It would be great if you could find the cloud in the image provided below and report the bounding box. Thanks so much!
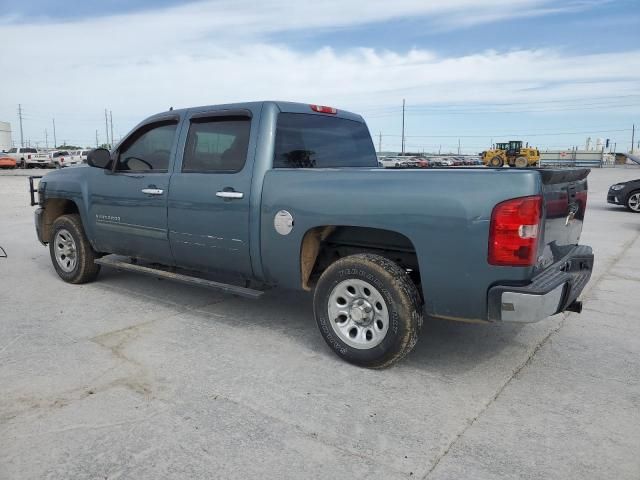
[0,0,635,146]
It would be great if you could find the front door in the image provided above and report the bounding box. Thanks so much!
[168,109,255,276]
[90,119,179,263]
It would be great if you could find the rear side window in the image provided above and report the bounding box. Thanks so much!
[273,113,376,168]
[24,148,37,153]
[116,121,178,172]
[182,117,251,173]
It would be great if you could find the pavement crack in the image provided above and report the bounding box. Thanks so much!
[422,228,640,479]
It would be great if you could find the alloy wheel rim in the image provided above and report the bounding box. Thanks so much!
[54,229,78,273]
[628,193,640,212]
[327,278,389,350]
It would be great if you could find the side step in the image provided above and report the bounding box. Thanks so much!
[95,255,264,299]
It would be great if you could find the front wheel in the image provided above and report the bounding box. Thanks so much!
[514,156,528,168]
[626,191,640,213]
[49,214,101,283]
[313,253,423,368]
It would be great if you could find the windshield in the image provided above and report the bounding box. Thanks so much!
[273,113,376,168]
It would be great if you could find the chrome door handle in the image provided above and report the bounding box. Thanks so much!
[216,191,244,199]
[141,188,164,195]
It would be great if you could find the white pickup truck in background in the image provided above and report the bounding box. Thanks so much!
[5,147,50,168]
[49,150,82,168]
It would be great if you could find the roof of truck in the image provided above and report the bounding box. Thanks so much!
[148,101,365,123]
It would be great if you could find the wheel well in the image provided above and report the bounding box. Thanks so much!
[40,198,80,243]
[300,226,421,292]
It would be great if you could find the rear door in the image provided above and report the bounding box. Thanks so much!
[89,118,180,262]
[167,108,256,276]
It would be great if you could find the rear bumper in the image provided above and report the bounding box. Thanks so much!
[487,245,593,322]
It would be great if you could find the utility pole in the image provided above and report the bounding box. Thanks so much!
[104,109,110,148]
[95,129,99,148]
[632,124,636,153]
[52,118,57,148]
[45,129,48,149]
[18,104,24,147]
[457,138,461,155]
[438,144,441,154]
[110,111,114,148]
[401,99,406,154]
[378,131,382,153]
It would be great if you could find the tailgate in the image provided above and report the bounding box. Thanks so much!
[538,169,589,269]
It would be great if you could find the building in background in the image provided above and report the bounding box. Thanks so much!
[0,121,12,151]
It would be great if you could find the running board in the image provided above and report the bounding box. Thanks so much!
[95,255,264,299]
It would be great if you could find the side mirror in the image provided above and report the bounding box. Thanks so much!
[87,148,112,169]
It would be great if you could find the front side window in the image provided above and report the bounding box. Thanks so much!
[116,121,178,172]
[7,148,16,153]
[273,113,376,168]
[182,117,251,173]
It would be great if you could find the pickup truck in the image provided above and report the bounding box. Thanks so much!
[30,101,594,368]
[6,147,50,168]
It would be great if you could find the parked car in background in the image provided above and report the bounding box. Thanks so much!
[49,150,82,169]
[379,156,407,168]
[78,150,91,163]
[608,179,640,212]
[0,153,17,169]
[5,147,50,168]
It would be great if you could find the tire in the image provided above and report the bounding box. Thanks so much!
[489,155,504,167]
[514,156,528,168]
[625,190,640,213]
[313,253,423,368]
[49,214,101,283]
[19,160,25,169]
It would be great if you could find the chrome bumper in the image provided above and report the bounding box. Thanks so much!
[488,245,593,323]
[500,283,566,323]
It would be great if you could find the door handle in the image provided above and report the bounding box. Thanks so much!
[216,191,244,199]
[141,188,164,195]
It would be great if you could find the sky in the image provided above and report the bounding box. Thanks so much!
[1,0,638,153]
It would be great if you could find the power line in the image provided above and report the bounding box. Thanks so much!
[381,128,631,138]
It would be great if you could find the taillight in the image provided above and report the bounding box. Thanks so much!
[60,157,64,163]
[488,195,542,266]
[28,154,31,160]
[575,190,588,216]
[310,104,337,114]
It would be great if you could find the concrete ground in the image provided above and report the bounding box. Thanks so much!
[1,167,639,479]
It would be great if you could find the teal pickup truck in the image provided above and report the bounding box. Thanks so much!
[31,101,593,368]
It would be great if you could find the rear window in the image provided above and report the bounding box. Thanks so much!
[23,148,37,153]
[273,113,376,168]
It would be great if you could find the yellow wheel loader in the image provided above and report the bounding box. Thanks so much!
[482,141,540,168]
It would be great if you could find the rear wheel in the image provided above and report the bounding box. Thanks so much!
[625,191,640,213]
[49,214,101,283]
[313,253,423,368]
[489,155,504,167]
[19,160,25,169]
[514,156,528,168]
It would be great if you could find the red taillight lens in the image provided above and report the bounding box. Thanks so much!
[488,195,542,266]
[60,157,64,163]
[310,104,337,114]
[28,154,31,160]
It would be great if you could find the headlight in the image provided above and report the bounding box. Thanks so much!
[610,184,625,191]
